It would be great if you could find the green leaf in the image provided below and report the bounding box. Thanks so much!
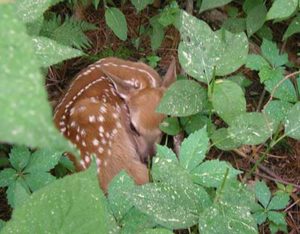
[179,127,209,171]
[0,220,5,232]
[32,36,83,67]
[157,80,207,116]
[263,100,293,129]
[222,17,246,34]
[246,54,269,71]
[252,210,268,225]
[243,0,264,13]
[284,102,300,140]
[159,117,181,136]
[199,0,233,12]
[0,4,76,155]
[105,7,127,41]
[267,0,298,21]
[228,74,252,89]
[16,0,62,23]
[192,159,241,187]
[158,1,180,27]
[212,79,246,125]
[264,67,297,102]
[178,11,248,83]
[130,182,210,229]
[9,146,31,171]
[131,0,153,12]
[2,166,108,234]
[228,112,275,145]
[268,211,286,226]
[259,66,280,83]
[108,171,135,221]
[24,149,62,173]
[180,114,210,135]
[256,25,273,40]
[24,172,56,191]
[150,23,164,51]
[120,208,156,234]
[268,193,290,210]
[211,128,241,150]
[255,181,271,208]
[283,14,300,40]
[0,168,17,187]
[261,39,289,68]
[139,228,173,234]
[155,144,177,162]
[246,3,267,36]
[12,181,31,208]
[198,203,258,234]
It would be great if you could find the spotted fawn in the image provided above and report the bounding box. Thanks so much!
[53,57,176,191]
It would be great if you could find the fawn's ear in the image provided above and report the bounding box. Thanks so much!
[162,58,176,88]
[98,57,161,99]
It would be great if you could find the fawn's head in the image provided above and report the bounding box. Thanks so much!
[99,57,176,159]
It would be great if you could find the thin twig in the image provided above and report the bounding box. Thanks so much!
[263,70,300,110]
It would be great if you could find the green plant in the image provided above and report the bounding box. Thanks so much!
[253,181,290,234]
[0,146,63,208]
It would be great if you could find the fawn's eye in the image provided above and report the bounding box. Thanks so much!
[129,121,140,136]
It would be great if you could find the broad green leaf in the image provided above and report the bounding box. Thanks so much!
[283,14,300,40]
[155,144,177,162]
[131,0,153,12]
[198,203,257,234]
[261,39,289,67]
[180,114,210,135]
[255,181,271,208]
[212,79,246,125]
[159,117,181,136]
[0,4,76,155]
[16,0,62,23]
[9,145,31,171]
[264,67,297,102]
[0,168,17,187]
[0,220,5,232]
[140,228,173,234]
[179,128,209,171]
[284,102,300,140]
[32,37,83,67]
[268,211,286,226]
[120,208,156,234]
[267,0,298,21]
[263,100,293,129]
[228,112,275,145]
[108,171,135,221]
[259,65,280,83]
[268,193,290,210]
[246,54,269,71]
[24,172,56,191]
[199,0,233,12]
[24,149,62,173]
[105,7,127,41]
[130,182,210,229]
[178,11,248,83]
[157,80,207,116]
[211,128,241,150]
[2,166,108,234]
[246,3,267,36]
[222,17,246,34]
[191,159,241,187]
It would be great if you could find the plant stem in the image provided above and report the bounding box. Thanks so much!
[214,168,229,203]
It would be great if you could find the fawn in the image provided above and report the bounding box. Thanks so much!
[53,57,176,191]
